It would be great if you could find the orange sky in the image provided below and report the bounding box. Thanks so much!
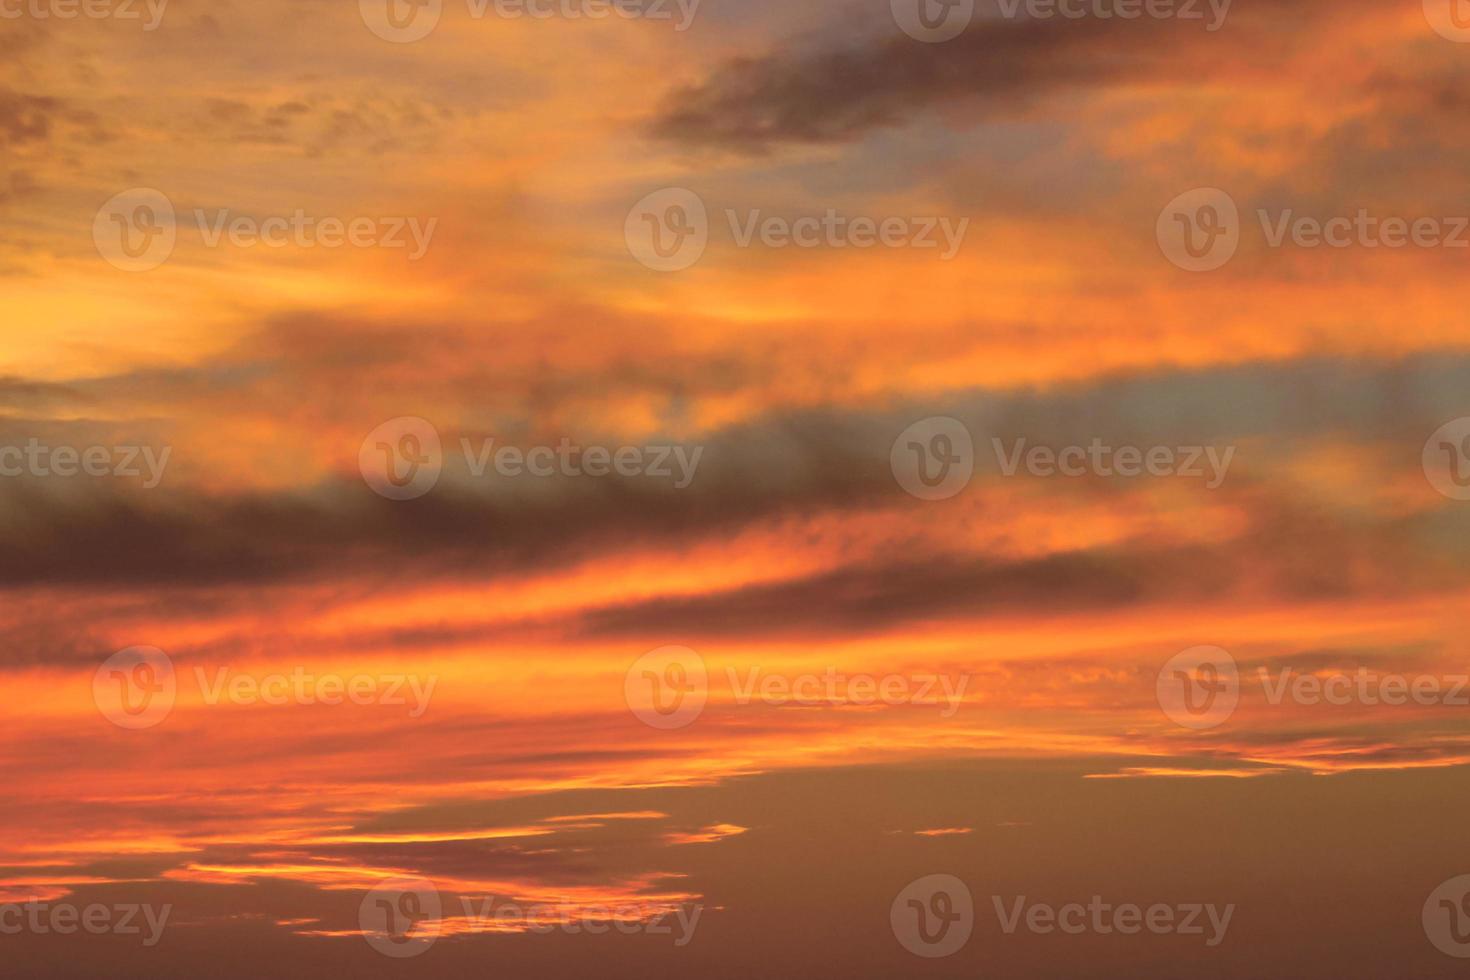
[5,0,1470,975]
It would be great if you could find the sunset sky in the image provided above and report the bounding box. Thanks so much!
[5,0,1470,975]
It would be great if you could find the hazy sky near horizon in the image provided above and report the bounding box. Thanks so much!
[5,0,1470,975]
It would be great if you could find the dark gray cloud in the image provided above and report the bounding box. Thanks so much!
[649,0,1366,152]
